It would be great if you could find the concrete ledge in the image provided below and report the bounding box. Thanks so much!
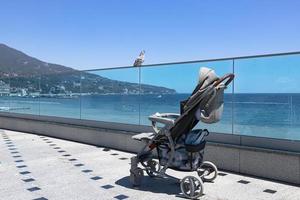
[206,142,300,185]
[204,144,240,172]
[0,114,142,153]
[239,149,300,184]
[2,112,300,152]
[0,114,299,185]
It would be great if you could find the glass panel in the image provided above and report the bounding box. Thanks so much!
[140,60,233,134]
[9,74,40,115]
[39,71,81,118]
[234,54,300,140]
[0,74,10,113]
[80,68,140,124]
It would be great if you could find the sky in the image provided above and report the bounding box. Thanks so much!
[1,0,300,69]
[1,0,300,93]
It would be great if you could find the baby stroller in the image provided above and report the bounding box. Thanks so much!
[130,67,234,199]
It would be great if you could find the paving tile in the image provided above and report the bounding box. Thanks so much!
[91,176,102,180]
[69,158,77,161]
[20,171,31,175]
[74,163,84,167]
[263,189,277,194]
[27,187,41,192]
[114,194,129,200]
[22,178,35,182]
[13,155,22,158]
[103,148,110,151]
[58,150,66,153]
[101,184,114,189]
[62,154,71,157]
[238,180,250,184]
[17,165,27,168]
[15,160,24,163]
[82,169,93,173]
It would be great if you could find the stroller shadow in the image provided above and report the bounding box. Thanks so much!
[115,176,181,196]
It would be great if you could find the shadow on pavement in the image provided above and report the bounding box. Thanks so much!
[115,176,181,196]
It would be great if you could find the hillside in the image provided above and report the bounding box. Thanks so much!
[0,44,176,96]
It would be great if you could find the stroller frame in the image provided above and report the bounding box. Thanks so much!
[130,72,234,199]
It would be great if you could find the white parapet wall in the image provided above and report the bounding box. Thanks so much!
[0,113,299,185]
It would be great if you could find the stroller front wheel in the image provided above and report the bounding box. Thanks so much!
[180,176,204,199]
[197,161,218,182]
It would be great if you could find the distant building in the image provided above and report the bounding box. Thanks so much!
[21,89,27,97]
[0,81,10,96]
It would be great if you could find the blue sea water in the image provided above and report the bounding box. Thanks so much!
[1,93,300,140]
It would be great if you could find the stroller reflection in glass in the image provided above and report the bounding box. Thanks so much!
[130,67,234,199]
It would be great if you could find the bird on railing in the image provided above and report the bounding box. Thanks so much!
[133,50,145,67]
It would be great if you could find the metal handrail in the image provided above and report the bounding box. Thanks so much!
[82,51,300,72]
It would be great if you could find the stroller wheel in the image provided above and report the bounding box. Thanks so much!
[180,176,203,199]
[197,161,218,182]
[143,160,160,177]
[130,167,144,186]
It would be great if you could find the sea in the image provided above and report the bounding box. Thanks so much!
[1,93,299,140]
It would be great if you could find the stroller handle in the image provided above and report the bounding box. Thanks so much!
[213,73,234,87]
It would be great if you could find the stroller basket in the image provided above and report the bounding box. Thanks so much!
[157,129,208,171]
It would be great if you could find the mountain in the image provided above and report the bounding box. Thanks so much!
[0,44,176,96]
[0,44,75,77]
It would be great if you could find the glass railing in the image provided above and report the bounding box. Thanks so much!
[1,52,300,141]
[40,71,81,118]
[81,67,140,124]
[140,60,233,135]
[234,54,300,140]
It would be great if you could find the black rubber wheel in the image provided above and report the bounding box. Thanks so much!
[180,176,204,199]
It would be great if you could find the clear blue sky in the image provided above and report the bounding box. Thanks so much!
[1,0,300,93]
[1,0,300,70]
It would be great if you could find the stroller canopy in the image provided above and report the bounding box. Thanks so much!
[171,67,234,140]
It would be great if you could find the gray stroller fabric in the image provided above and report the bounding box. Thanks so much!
[195,84,225,124]
[185,129,205,145]
[156,67,233,170]
[198,67,219,89]
[195,67,225,123]
[170,67,225,140]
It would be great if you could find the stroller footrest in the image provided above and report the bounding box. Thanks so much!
[132,132,155,141]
